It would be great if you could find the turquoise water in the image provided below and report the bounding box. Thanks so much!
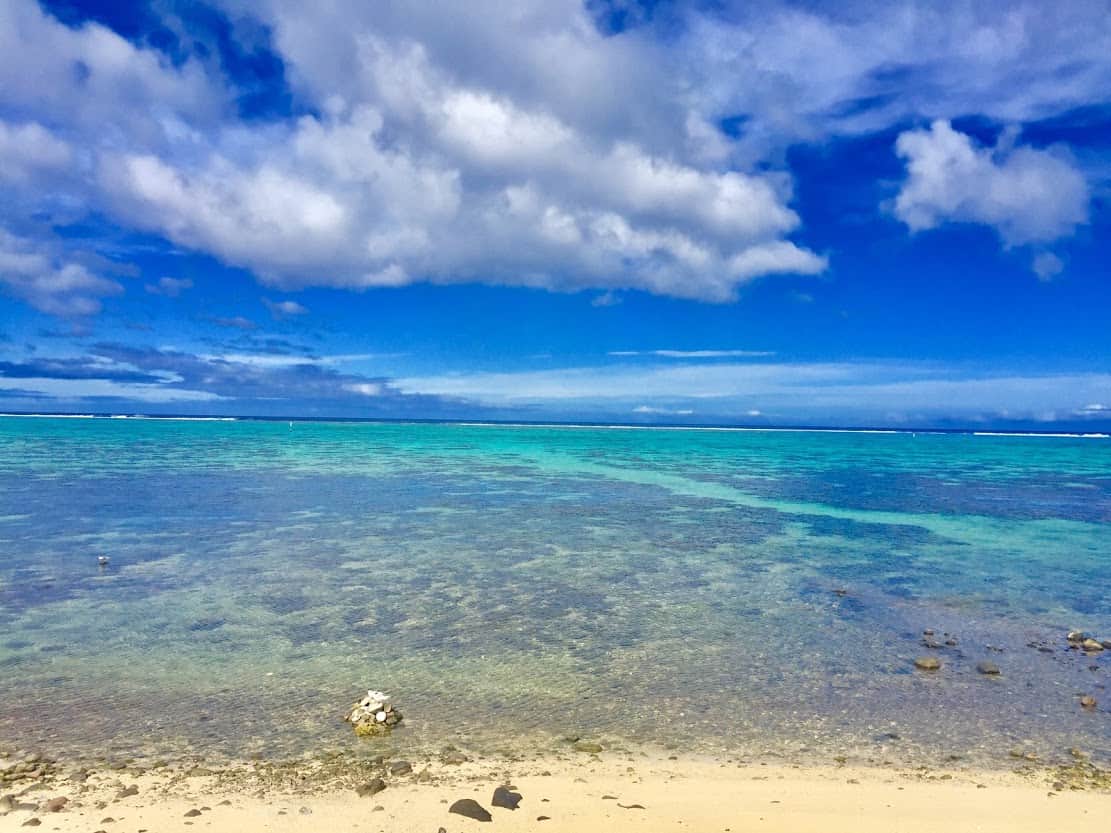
[0,417,1108,766]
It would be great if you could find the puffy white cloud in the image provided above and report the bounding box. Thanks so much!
[0,228,123,316]
[1031,252,1064,281]
[3,0,1110,311]
[0,120,72,184]
[893,120,1088,246]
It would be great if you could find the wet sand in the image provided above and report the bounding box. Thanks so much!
[3,748,1109,833]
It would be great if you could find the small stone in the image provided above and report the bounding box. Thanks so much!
[1069,748,1089,759]
[21,818,41,827]
[491,786,522,810]
[116,785,139,799]
[976,661,1001,675]
[538,815,551,821]
[1067,631,1088,642]
[100,818,115,824]
[441,751,469,765]
[449,798,492,822]
[298,806,312,815]
[1079,695,1097,709]
[914,657,941,671]
[184,809,203,817]
[923,629,935,636]
[42,797,67,812]
[573,741,604,754]
[355,778,386,797]
[1101,640,1111,650]
[1081,639,1104,652]
[387,760,412,776]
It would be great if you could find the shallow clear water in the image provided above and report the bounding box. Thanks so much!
[0,417,1108,766]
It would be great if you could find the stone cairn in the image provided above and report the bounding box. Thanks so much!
[344,689,403,737]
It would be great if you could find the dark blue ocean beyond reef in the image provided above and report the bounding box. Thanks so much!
[0,417,1108,766]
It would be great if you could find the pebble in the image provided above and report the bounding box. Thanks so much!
[116,785,139,798]
[21,818,41,827]
[387,760,412,776]
[573,741,604,754]
[449,798,492,822]
[1079,695,1097,709]
[355,778,386,797]
[492,785,522,810]
[1081,639,1104,652]
[976,661,1001,675]
[914,657,941,671]
[41,797,67,812]
[298,806,312,815]
[441,751,469,765]
[184,809,202,817]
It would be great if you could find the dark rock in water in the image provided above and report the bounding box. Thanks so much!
[1079,695,1097,710]
[387,760,412,776]
[1101,640,1111,650]
[914,657,941,671]
[492,786,522,810]
[573,740,604,754]
[41,797,67,812]
[449,798,492,822]
[1081,639,1104,652]
[355,778,386,797]
[976,661,1001,675]
[832,588,848,596]
[188,618,225,633]
[923,629,935,636]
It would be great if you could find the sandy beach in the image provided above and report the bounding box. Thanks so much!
[3,746,1109,833]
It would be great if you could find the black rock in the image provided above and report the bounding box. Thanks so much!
[356,778,387,797]
[492,785,522,810]
[449,798,492,822]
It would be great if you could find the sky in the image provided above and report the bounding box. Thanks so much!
[0,0,1109,428]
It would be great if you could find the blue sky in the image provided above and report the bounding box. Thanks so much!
[1,0,1109,427]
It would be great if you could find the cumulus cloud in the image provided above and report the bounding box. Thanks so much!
[2,0,1109,311]
[0,227,123,316]
[893,120,1088,246]
[0,120,72,184]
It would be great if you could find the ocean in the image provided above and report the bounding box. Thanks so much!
[1,416,1108,766]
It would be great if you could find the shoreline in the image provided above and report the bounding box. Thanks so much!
[3,746,1109,833]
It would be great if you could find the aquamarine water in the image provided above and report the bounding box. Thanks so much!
[0,417,1108,766]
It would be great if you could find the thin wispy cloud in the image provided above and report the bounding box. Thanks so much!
[609,349,776,359]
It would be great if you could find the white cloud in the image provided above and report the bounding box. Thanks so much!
[145,276,193,297]
[1032,252,1064,281]
[0,120,73,184]
[608,349,775,359]
[3,0,1110,311]
[0,227,123,316]
[0,376,219,403]
[262,297,309,318]
[893,120,1088,246]
[396,360,1111,422]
